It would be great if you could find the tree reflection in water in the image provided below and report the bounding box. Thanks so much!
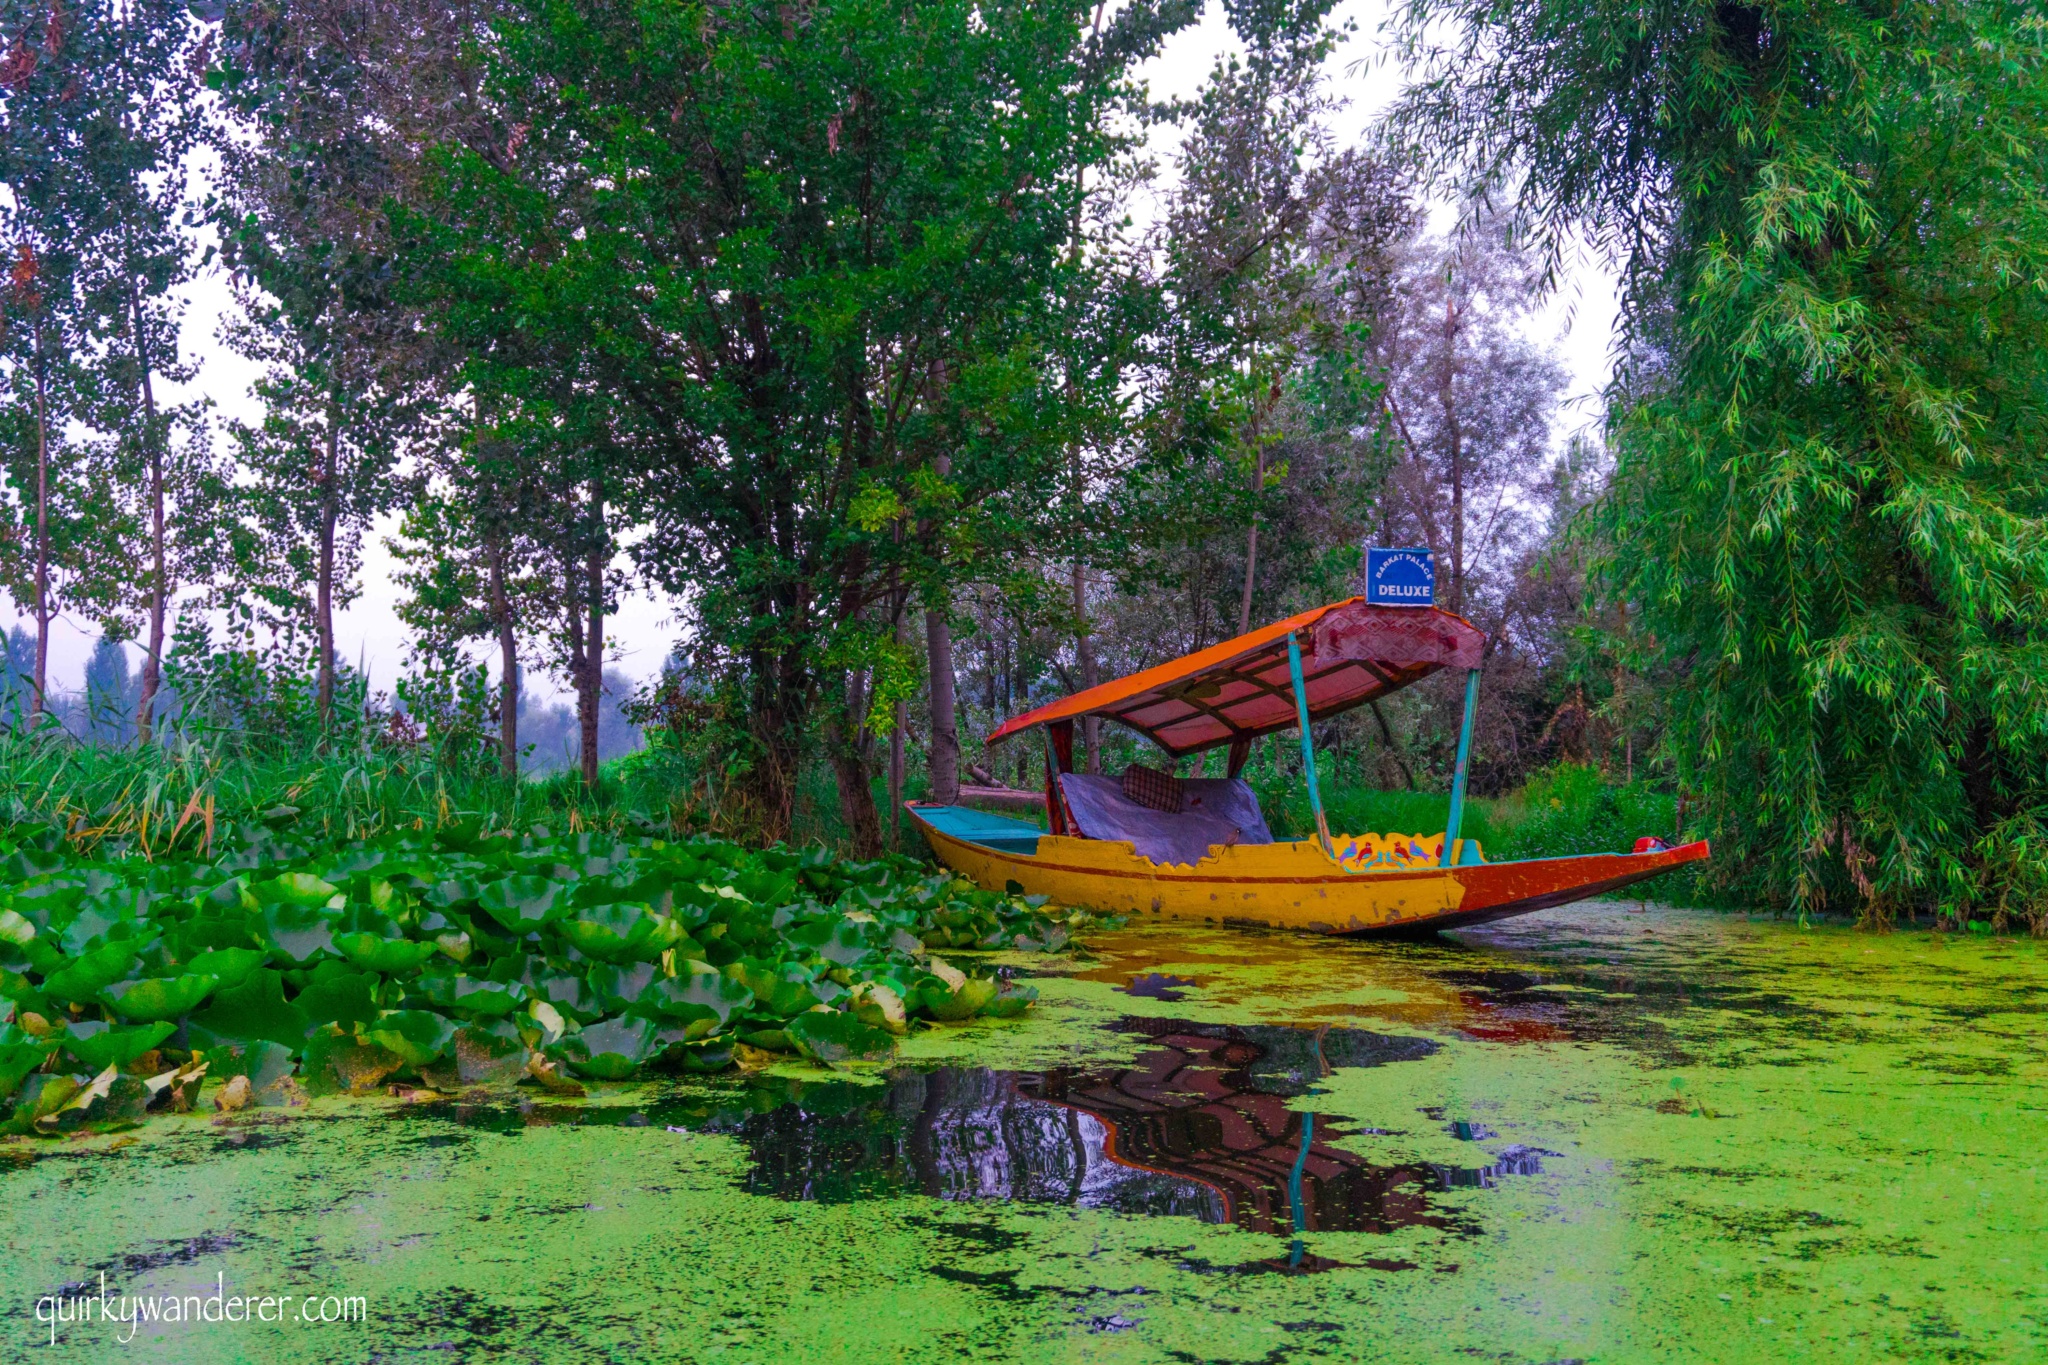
[717,1019,1467,1256]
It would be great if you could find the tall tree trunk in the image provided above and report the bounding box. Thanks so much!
[578,481,604,788]
[1237,439,1264,637]
[888,584,909,839]
[29,315,49,721]
[923,428,960,804]
[1440,297,1465,616]
[926,600,960,805]
[130,279,166,745]
[828,667,883,856]
[1073,560,1099,774]
[488,526,518,779]
[315,389,340,728]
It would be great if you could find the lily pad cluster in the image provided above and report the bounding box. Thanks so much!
[0,823,1101,1130]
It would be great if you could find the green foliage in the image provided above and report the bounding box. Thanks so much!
[0,819,1113,1122]
[401,0,1194,832]
[1393,0,2048,922]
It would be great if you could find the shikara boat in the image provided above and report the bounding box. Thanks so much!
[907,595,1707,935]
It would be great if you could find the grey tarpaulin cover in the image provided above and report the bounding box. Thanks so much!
[1057,775,1275,867]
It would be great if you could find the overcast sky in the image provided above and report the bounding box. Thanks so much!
[4,0,1619,700]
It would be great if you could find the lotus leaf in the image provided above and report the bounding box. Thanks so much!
[165,916,255,962]
[365,1010,456,1066]
[201,1040,303,1107]
[102,973,221,1022]
[787,1009,896,1065]
[0,910,35,947]
[585,961,658,1014]
[635,968,754,1026]
[60,896,149,956]
[2,1073,81,1134]
[524,970,603,1023]
[303,1029,403,1094]
[256,873,340,907]
[921,973,998,1022]
[42,940,143,1004]
[787,917,879,968]
[332,931,439,975]
[424,877,481,910]
[476,875,566,931]
[453,1020,528,1084]
[654,1037,735,1073]
[296,968,380,1031]
[725,959,822,1017]
[981,981,1039,1018]
[736,1027,794,1053]
[420,974,526,1017]
[548,1015,655,1080]
[184,947,267,991]
[60,1020,174,1073]
[849,981,908,1035]
[259,901,337,965]
[0,1028,56,1096]
[37,1065,150,1134]
[187,969,311,1051]
[554,902,659,962]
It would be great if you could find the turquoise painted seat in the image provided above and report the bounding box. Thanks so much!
[919,805,1043,856]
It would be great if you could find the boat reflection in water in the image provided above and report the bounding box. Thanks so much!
[710,1019,1526,1271]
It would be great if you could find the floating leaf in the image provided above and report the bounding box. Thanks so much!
[635,967,754,1027]
[259,901,337,965]
[548,1015,655,1080]
[101,973,220,1023]
[364,1010,456,1067]
[305,1029,403,1094]
[724,958,822,1017]
[454,1020,528,1084]
[787,1009,896,1065]
[849,981,908,1035]
[187,969,311,1051]
[982,981,1038,1019]
[333,932,439,975]
[419,974,527,1018]
[296,968,380,1031]
[475,875,567,932]
[257,873,338,907]
[555,902,659,962]
[184,947,267,991]
[0,1027,56,1096]
[43,941,142,1004]
[63,1020,175,1072]
[585,961,659,1014]
[921,973,998,1022]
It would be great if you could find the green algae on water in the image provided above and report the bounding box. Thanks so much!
[3,904,2044,1364]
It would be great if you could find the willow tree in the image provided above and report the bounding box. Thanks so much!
[1391,1,2048,921]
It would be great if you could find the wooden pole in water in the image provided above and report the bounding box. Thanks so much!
[1441,667,1481,867]
[1286,634,1335,857]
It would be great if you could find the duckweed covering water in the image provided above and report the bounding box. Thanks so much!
[5,903,2045,1362]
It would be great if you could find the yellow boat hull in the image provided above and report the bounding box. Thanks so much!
[907,803,1711,936]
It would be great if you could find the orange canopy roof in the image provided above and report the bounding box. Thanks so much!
[987,597,1487,756]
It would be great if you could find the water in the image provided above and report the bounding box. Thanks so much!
[3,903,2044,1362]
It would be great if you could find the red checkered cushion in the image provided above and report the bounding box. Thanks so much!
[1120,764,1185,814]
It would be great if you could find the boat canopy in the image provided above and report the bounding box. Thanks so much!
[986,596,1486,757]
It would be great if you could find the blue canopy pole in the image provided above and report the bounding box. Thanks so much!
[1441,667,1481,867]
[1286,634,1335,857]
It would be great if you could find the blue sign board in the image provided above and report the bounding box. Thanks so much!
[1366,547,1435,607]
